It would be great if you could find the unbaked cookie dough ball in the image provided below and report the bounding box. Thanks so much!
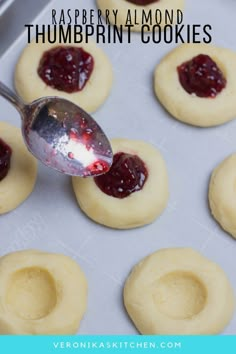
[15,33,113,113]
[72,138,169,229]
[154,44,236,127]
[0,121,37,214]
[124,248,235,334]
[209,153,236,239]
[96,0,185,32]
[0,250,87,334]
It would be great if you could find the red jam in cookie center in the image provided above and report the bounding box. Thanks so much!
[0,138,12,181]
[126,0,158,5]
[38,46,94,93]
[177,54,226,98]
[95,152,148,199]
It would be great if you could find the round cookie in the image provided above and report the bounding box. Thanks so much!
[96,0,185,32]
[15,33,113,113]
[154,43,236,127]
[124,248,235,334]
[209,153,236,239]
[0,121,37,214]
[72,138,169,229]
[0,249,87,334]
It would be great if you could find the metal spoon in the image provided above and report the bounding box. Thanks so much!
[0,81,113,177]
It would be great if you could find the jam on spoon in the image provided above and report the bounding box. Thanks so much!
[177,54,226,98]
[95,152,148,199]
[38,46,94,93]
[0,81,113,177]
[0,138,12,181]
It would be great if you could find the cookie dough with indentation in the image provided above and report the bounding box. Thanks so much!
[209,153,236,239]
[0,121,37,214]
[124,248,235,334]
[96,0,185,32]
[154,44,236,127]
[15,34,113,113]
[72,138,169,229]
[0,250,87,334]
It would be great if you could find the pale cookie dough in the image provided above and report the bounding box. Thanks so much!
[0,121,37,214]
[96,0,185,32]
[209,153,236,239]
[124,248,235,334]
[0,250,88,334]
[154,43,236,127]
[15,34,113,113]
[72,138,169,229]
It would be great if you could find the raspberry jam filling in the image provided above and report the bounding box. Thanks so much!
[95,152,148,199]
[38,46,94,93]
[0,138,12,181]
[126,0,159,5]
[177,54,226,98]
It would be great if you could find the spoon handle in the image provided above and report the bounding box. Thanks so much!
[0,81,25,115]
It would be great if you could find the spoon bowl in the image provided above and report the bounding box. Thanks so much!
[0,81,113,177]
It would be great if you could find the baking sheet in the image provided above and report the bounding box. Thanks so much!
[0,0,14,16]
[1,0,236,334]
